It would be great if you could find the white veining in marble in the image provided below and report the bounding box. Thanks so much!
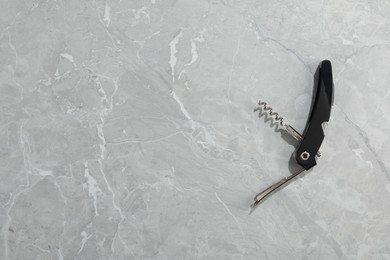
[0,0,390,259]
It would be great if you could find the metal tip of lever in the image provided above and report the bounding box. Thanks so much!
[249,168,306,213]
[249,201,260,215]
[249,197,265,214]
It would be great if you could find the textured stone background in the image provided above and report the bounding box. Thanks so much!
[0,0,390,259]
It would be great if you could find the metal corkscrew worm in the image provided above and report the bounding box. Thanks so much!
[257,100,311,145]
[258,101,287,127]
[251,60,334,211]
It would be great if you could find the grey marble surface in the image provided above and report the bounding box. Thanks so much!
[1,0,390,259]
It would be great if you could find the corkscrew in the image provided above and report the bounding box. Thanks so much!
[251,60,334,211]
[257,101,321,157]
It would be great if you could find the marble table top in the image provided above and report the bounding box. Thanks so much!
[0,0,389,259]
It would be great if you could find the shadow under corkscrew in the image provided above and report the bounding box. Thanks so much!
[253,106,284,132]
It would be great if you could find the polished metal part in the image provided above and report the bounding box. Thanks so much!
[250,168,306,210]
[285,125,303,141]
[300,151,310,160]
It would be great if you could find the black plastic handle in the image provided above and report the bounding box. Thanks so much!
[295,60,334,170]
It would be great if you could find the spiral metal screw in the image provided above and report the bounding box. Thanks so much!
[258,100,287,127]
